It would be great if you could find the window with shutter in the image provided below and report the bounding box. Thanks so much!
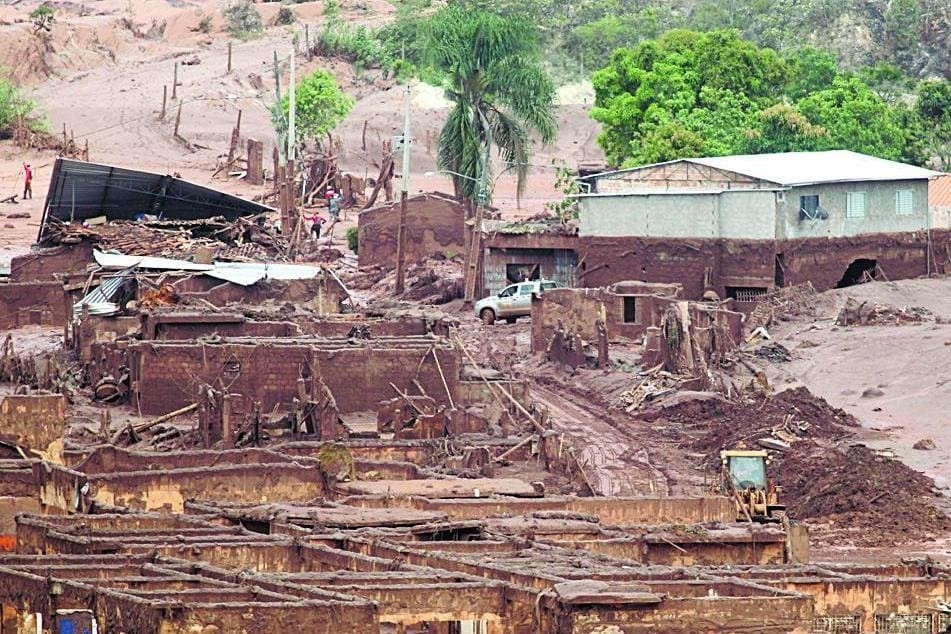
[895,189,914,215]
[846,192,866,218]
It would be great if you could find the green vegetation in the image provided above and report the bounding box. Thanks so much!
[425,5,556,205]
[591,30,950,169]
[446,0,948,82]
[315,0,393,75]
[346,226,359,253]
[222,0,263,40]
[272,70,353,149]
[545,163,582,222]
[30,4,55,35]
[274,4,296,26]
[196,12,213,34]
[0,75,39,137]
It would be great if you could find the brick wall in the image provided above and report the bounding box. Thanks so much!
[0,395,66,454]
[578,237,775,300]
[0,282,68,329]
[9,243,93,282]
[130,340,462,416]
[531,283,684,352]
[358,193,464,268]
[779,229,951,291]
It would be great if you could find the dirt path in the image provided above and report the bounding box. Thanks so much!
[532,385,669,497]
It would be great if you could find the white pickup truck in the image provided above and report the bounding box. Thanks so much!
[474,279,559,325]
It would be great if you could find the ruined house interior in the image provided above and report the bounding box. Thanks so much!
[0,158,949,634]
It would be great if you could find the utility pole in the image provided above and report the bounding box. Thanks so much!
[286,48,297,237]
[394,84,412,295]
[463,134,491,304]
[288,48,296,164]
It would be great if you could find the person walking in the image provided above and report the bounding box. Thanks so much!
[22,163,33,200]
[304,213,326,240]
[327,190,341,221]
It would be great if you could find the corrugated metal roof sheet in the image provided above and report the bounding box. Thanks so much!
[593,150,942,188]
[931,174,951,208]
[690,151,941,186]
[40,158,274,242]
[92,250,324,287]
[73,269,133,318]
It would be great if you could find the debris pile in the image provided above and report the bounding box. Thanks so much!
[835,297,933,326]
[41,215,289,262]
[754,342,793,363]
[638,387,859,458]
[781,442,951,544]
[345,257,464,305]
[747,282,818,330]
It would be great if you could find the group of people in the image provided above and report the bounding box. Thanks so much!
[303,187,342,240]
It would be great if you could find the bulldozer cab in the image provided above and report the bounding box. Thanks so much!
[722,450,768,491]
[719,447,785,523]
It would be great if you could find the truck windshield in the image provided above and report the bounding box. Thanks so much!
[729,457,767,490]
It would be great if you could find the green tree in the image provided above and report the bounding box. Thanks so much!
[742,103,828,154]
[884,0,921,71]
[273,70,353,149]
[916,79,951,169]
[785,48,838,101]
[223,0,263,39]
[591,30,787,166]
[796,76,906,160]
[425,6,556,204]
[0,75,38,134]
[29,4,55,35]
[857,62,910,104]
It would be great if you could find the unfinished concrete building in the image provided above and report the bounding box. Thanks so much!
[575,150,950,303]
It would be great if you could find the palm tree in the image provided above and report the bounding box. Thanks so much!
[426,6,557,207]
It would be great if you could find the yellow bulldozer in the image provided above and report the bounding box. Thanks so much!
[719,445,786,523]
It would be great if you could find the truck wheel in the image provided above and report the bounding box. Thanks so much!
[505,317,517,324]
[480,308,496,325]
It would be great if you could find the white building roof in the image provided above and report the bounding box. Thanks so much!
[594,150,942,188]
[689,150,940,186]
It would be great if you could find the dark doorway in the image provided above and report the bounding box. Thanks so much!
[506,263,540,284]
[774,253,785,288]
[622,296,637,323]
[836,258,877,288]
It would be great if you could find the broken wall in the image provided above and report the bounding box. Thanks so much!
[0,395,65,459]
[0,282,67,329]
[129,340,462,416]
[578,237,775,301]
[531,283,683,352]
[358,193,465,269]
[8,243,93,283]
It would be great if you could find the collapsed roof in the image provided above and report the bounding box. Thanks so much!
[39,157,274,241]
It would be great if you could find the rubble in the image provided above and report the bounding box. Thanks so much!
[1,154,949,632]
[781,442,951,545]
[835,297,934,326]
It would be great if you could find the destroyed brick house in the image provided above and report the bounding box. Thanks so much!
[479,151,950,306]
[357,192,465,269]
[2,156,951,633]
